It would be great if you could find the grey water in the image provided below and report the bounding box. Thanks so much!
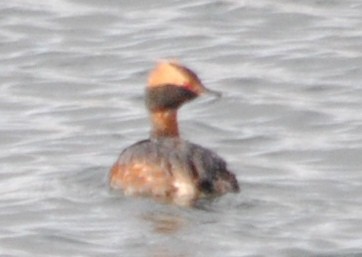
[1,0,362,256]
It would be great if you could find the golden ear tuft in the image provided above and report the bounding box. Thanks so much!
[148,59,187,88]
[147,59,207,95]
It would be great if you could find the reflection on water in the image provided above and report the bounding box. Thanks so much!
[145,213,185,235]
[1,0,362,256]
[144,212,188,257]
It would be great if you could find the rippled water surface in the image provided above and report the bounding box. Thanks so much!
[1,0,362,256]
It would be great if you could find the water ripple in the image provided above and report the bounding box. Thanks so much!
[1,0,361,256]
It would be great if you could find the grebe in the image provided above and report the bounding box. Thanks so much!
[110,60,239,206]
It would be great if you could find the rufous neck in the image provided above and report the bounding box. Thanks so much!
[150,109,179,138]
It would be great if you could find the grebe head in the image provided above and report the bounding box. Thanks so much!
[146,60,220,138]
[146,60,208,112]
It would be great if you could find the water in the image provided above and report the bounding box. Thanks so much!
[1,0,362,256]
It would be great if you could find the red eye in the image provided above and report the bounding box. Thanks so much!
[183,82,193,91]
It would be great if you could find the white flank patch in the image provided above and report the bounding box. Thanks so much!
[173,180,196,206]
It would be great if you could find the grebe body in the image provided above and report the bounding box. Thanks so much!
[110,60,239,206]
